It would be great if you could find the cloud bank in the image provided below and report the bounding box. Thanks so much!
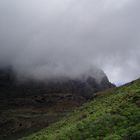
[0,0,140,84]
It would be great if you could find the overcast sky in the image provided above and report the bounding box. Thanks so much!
[0,0,140,85]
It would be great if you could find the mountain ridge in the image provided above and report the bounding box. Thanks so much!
[0,67,114,99]
[0,67,114,140]
[19,78,140,140]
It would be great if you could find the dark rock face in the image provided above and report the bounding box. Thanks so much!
[0,67,115,99]
[0,67,15,87]
[0,67,115,139]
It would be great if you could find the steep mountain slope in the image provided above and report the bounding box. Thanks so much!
[19,79,140,140]
[0,67,114,140]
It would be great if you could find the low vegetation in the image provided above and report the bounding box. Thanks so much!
[19,79,140,140]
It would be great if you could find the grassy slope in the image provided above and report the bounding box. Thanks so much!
[19,79,140,140]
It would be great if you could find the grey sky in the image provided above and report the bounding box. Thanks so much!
[0,0,140,84]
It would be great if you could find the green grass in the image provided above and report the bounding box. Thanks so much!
[19,79,140,140]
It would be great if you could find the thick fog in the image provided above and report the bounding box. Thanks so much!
[0,0,140,84]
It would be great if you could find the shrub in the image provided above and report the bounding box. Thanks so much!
[104,134,122,140]
[130,130,140,140]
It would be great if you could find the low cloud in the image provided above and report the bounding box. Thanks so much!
[0,0,140,84]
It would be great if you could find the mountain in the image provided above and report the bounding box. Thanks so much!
[0,67,114,99]
[19,78,140,140]
[0,67,114,140]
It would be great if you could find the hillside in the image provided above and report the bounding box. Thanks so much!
[19,79,140,140]
[0,67,114,140]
